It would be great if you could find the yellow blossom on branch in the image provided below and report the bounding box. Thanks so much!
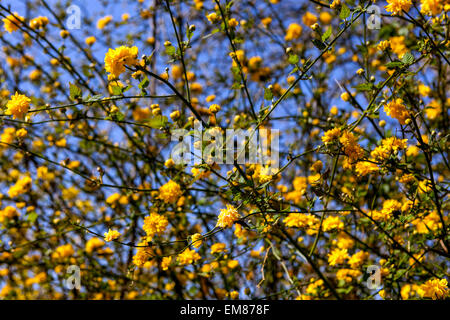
[104,229,121,242]
[104,45,138,78]
[216,204,240,229]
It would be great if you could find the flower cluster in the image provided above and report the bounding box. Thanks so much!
[104,45,138,79]
[216,205,240,229]
[6,92,31,119]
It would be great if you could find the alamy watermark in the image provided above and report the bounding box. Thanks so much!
[65,265,81,290]
[366,265,382,290]
[66,5,81,30]
[366,5,381,30]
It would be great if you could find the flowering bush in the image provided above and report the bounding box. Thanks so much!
[0,0,448,300]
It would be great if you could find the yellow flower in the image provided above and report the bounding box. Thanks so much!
[170,110,180,121]
[97,15,113,30]
[29,69,41,81]
[209,104,221,113]
[348,251,369,269]
[159,180,183,204]
[385,0,412,15]
[3,13,25,33]
[29,16,49,30]
[161,256,172,270]
[418,278,449,300]
[133,240,153,267]
[371,199,402,221]
[310,160,323,172]
[207,12,220,24]
[143,213,168,239]
[228,18,239,28]
[191,233,203,248]
[377,40,390,51]
[284,213,318,229]
[228,260,239,269]
[85,36,96,46]
[60,30,69,38]
[330,0,341,9]
[86,237,105,254]
[16,128,28,138]
[322,127,341,143]
[355,161,379,176]
[340,92,350,101]
[319,11,332,25]
[6,92,31,119]
[389,36,407,58]
[216,204,240,229]
[0,206,20,224]
[170,64,183,79]
[336,269,362,282]
[210,242,227,254]
[384,98,409,124]
[52,244,75,260]
[8,176,32,198]
[104,229,121,242]
[420,0,443,15]
[370,137,408,161]
[425,100,441,120]
[177,248,201,265]
[104,46,139,78]
[340,131,364,163]
[261,17,272,28]
[302,12,318,27]
[328,248,349,266]
[106,193,120,206]
[322,216,344,232]
[285,23,302,41]
[418,83,431,97]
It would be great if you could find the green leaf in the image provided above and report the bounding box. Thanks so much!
[288,54,299,64]
[311,38,326,50]
[147,115,168,129]
[353,83,374,92]
[340,4,351,20]
[165,45,176,56]
[69,82,82,100]
[385,61,404,69]
[264,87,273,100]
[85,94,103,102]
[401,52,414,65]
[110,85,123,96]
[26,211,38,224]
[114,111,125,121]
[231,82,242,89]
[288,66,299,75]
[322,26,332,42]
[138,77,150,90]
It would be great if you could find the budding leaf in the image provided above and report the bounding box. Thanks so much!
[353,83,374,92]
[322,26,332,42]
[110,86,123,96]
[264,87,273,100]
[340,4,351,20]
[148,115,168,129]
[69,82,82,100]
[288,54,299,64]
[401,52,414,65]
[165,45,176,56]
[138,77,150,90]
[385,61,404,69]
